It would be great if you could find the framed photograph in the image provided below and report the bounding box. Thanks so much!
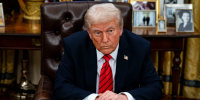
[129,1,156,10]
[158,18,167,32]
[133,10,156,27]
[160,0,184,16]
[164,4,193,26]
[129,0,160,25]
[164,0,177,4]
[176,9,194,32]
[0,3,5,26]
[116,0,129,2]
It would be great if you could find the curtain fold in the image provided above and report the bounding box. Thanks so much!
[160,0,200,98]
[182,0,200,99]
[162,51,172,95]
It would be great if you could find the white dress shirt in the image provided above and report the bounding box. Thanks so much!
[83,44,135,100]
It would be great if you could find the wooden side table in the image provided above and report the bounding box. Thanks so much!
[133,27,200,99]
[0,13,40,49]
[0,13,41,99]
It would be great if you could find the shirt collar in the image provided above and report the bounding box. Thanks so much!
[96,44,119,61]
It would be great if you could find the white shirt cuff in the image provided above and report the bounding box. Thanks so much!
[83,93,98,100]
[121,92,135,100]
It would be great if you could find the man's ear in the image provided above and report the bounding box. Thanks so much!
[120,26,123,36]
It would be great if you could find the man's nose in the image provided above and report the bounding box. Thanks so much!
[102,33,108,43]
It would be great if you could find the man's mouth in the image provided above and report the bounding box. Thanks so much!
[101,46,109,49]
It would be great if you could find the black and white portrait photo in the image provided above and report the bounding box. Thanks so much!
[176,9,194,32]
[133,10,156,27]
[164,0,177,4]
[158,20,166,32]
[164,4,193,26]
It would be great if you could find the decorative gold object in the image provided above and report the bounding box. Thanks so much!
[13,59,36,99]
[10,51,36,99]
[18,0,43,20]
[19,59,35,91]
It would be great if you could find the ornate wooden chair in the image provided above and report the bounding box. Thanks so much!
[35,1,132,100]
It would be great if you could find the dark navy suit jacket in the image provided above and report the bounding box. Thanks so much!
[52,29,162,100]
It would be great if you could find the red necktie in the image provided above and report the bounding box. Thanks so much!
[98,54,113,93]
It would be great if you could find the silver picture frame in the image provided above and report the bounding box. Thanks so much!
[160,0,184,16]
[176,9,194,32]
[158,18,167,32]
[164,0,177,4]
[164,4,192,26]
[133,10,156,27]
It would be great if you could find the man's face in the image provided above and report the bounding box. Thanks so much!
[87,18,123,55]
[182,12,190,23]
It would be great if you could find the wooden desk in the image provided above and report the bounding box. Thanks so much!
[0,14,40,50]
[133,27,200,99]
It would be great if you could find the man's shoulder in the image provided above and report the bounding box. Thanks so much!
[121,29,150,56]
[62,31,91,48]
[63,31,89,41]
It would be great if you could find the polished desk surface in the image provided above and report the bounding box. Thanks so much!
[0,14,40,35]
[0,14,40,49]
[133,27,200,37]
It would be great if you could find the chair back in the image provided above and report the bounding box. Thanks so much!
[40,1,132,80]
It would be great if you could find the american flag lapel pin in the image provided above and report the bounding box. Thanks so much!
[124,55,128,60]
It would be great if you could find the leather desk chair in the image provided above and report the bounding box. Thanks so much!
[35,1,132,100]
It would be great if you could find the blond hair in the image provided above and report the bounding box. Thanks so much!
[84,3,123,29]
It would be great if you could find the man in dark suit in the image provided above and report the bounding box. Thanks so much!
[53,3,162,100]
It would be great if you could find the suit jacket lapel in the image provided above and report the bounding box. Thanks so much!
[84,39,97,93]
[115,34,129,93]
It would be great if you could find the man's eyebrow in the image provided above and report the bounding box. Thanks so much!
[91,29,101,32]
[106,26,115,30]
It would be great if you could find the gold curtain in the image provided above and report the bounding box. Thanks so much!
[161,51,172,95]
[161,52,183,96]
[160,0,200,98]
[159,0,200,98]
[182,0,200,99]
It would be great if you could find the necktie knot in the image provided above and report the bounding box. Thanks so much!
[103,54,112,62]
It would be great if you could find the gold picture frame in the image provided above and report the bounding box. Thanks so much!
[128,0,160,24]
[158,17,167,32]
[0,3,5,26]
